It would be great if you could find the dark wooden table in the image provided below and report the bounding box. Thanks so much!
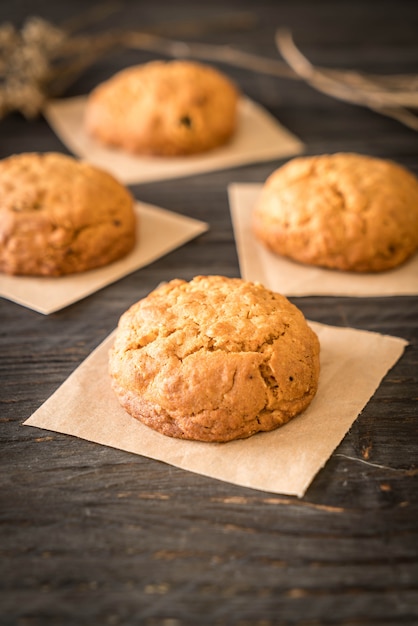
[1,1,417,624]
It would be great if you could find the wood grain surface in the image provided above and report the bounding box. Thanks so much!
[1,1,417,625]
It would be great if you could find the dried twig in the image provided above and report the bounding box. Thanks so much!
[1,10,417,133]
[275,28,418,131]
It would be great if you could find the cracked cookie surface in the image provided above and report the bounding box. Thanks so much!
[0,152,136,276]
[85,60,239,156]
[252,153,418,272]
[109,276,320,442]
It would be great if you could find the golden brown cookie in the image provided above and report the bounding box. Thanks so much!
[85,60,239,156]
[252,153,418,272]
[109,276,320,443]
[0,152,136,276]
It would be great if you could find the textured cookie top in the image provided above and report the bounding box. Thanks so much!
[252,153,418,272]
[85,60,239,156]
[0,152,136,276]
[109,276,320,442]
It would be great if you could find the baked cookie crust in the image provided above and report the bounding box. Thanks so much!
[252,153,418,272]
[85,60,239,156]
[0,152,136,276]
[109,276,320,443]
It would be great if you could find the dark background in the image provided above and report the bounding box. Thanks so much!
[1,1,417,625]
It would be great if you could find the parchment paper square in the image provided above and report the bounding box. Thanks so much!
[0,201,208,314]
[228,183,418,297]
[24,321,407,497]
[43,96,304,184]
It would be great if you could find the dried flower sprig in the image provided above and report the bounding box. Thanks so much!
[0,12,417,132]
[0,10,258,119]
[0,17,66,118]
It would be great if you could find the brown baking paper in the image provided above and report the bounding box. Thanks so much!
[24,321,408,497]
[43,96,304,184]
[228,183,418,297]
[0,201,208,314]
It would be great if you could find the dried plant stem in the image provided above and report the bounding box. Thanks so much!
[2,8,417,131]
[275,28,418,131]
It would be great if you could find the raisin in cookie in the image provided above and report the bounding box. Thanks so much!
[109,276,320,443]
[0,152,136,276]
[85,60,239,156]
[252,153,418,272]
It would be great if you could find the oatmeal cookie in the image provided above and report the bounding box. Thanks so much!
[252,153,418,272]
[0,152,136,276]
[85,60,239,156]
[109,276,320,442]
